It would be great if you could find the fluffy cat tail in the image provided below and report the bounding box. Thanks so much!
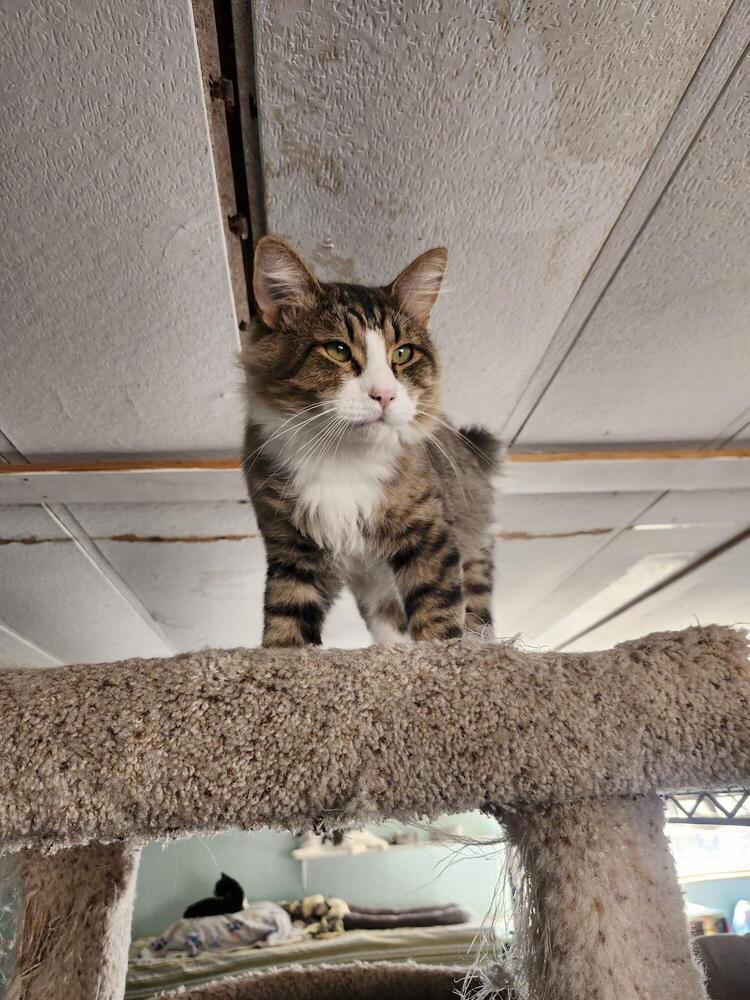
[459,425,501,468]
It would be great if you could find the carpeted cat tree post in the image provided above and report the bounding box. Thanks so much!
[501,797,705,999]
[1,626,749,999]
[8,843,140,1000]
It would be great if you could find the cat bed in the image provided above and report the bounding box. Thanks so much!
[341,902,474,931]
[125,924,495,1000]
[3,626,750,1000]
[692,934,750,1000]
[152,960,508,1000]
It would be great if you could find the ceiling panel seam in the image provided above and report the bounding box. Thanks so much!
[717,408,750,446]
[513,489,667,637]
[0,617,62,667]
[0,427,25,464]
[191,0,252,333]
[5,448,750,504]
[501,3,750,445]
[42,503,177,656]
[544,422,750,649]
[0,428,175,653]
[228,0,268,242]
[190,0,268,336]
[556,522,750,650]
[204,0,256,307]
[189,0,245,345]
[527,412,750,648]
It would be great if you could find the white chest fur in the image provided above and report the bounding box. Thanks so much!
[289,442,396,554]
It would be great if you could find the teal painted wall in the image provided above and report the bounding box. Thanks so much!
[0,855,17,992]
[682,876,750,928]
[133,830,301,940]
[131,813,506,939]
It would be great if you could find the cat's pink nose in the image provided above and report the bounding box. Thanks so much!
[370,388,396,411]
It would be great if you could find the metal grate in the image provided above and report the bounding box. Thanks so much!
[663,789,750,826]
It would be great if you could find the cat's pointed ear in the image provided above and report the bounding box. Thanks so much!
[253,236,321,328]
[389,247,448,328]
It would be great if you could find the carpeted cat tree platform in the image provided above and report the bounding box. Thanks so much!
[1,625,749,999]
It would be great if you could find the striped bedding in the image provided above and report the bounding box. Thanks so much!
[125,923,504,999]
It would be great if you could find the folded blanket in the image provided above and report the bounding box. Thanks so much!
[138,902,303,961]
[343,902,474,931]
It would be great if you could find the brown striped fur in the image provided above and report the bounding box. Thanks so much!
[242,237,498,647]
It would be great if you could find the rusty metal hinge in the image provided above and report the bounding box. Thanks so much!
[209,76,236,113]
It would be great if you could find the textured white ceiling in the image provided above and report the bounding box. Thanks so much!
[566,533,750,652]
[528,521,744,648]
[0,506,170,662]
[251,0,731,432]
[518,49,750,446]
[0,624,59,669]
[3,487,748,664]
[0,1,242,461]
[70,502,266,652]
[1,0,749,668]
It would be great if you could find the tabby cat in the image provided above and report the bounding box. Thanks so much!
[242,237,498,647]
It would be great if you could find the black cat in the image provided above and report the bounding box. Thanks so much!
[183,873,246,919]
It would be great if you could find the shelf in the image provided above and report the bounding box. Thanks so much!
[664,789,750,826]
[292,841,450,861]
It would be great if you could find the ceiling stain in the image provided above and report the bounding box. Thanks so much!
[0,536,69,546]
[1,529,615,546]
[1,527,616,546]
[105,533,259,543]
[498,527,612,540]
[306,245,359,283]
[0,533,260,546]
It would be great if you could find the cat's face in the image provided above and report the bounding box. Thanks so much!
[243,237,447,450]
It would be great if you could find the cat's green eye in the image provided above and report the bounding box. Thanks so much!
[323,341,352,362]
[392,344,415,365]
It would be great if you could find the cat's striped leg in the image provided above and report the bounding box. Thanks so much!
[388,520,465,641]
[462,540,495,639]
[261,534,341,647]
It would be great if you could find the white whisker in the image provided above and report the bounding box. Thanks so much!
[312,420,346,469]
[244,405,336,474]
[278,418,343,502]
[283,415,339,466]
[330,420,350,462]
[277,409,338,456]
[247,415,339,500]
[419,428,471,502]
[416,405,501,471]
